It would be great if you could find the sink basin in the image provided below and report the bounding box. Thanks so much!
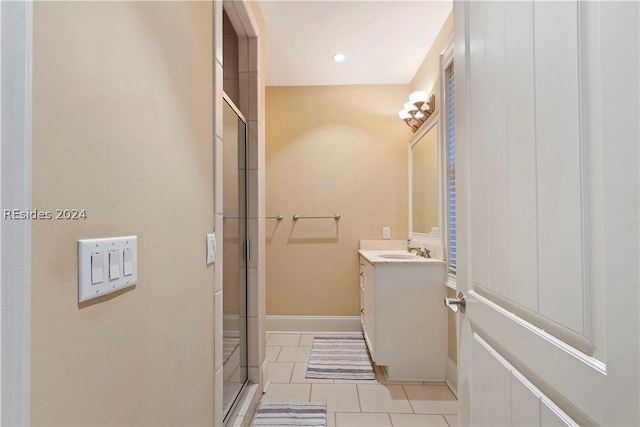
[378,253,417,259]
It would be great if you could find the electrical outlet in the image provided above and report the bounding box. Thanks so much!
[382,227,391,239]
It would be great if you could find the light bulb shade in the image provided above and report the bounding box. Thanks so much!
[415,110,425,119]
[404,102,418,112]
[332,53,346,62]
[398,110,412,120]
[409,91,429,104]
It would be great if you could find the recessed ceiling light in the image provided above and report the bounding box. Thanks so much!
[332,53,346,62]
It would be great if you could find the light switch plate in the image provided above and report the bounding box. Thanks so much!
[78,236,137,303]
[206,233,216,265]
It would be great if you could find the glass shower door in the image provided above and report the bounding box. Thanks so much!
[222,97,248,420]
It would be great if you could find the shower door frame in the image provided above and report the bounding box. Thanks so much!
[214,2,265,425]
[221,92,249,423]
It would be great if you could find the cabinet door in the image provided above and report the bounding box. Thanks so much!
[359,262,365,329]
[361,260,376,358]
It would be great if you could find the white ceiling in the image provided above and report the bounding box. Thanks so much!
[258,0,452,87]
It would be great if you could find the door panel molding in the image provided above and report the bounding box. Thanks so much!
[533,0,585,336]
[474,286,595,356]
[471,332,583,427]
[467,288,608,425]
[467,0,589,335]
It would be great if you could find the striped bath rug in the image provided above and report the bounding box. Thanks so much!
[305,333,375,380]
[251,402,327,427]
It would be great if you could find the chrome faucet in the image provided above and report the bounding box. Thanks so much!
[409,247,432,258]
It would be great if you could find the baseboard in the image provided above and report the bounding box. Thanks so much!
[446,357,458,398]
[266,315,361,333]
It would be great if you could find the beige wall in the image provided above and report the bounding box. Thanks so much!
[410,12,453,98]
[265,85,410,316]
[32,2,215,425]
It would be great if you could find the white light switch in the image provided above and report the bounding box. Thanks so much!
[109,251,121,280]
[123,249,133,276]
[78,236,137,303]
[91,253,104,284]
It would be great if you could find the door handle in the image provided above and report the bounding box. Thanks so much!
[444,292,466,313]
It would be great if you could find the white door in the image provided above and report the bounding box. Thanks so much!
[453,1,639,426]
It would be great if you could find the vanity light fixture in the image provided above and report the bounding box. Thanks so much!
[398,91,436,133]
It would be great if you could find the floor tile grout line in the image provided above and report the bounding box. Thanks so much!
[288,361,295,383]
[355,384,362,413]
[400,384,416,414]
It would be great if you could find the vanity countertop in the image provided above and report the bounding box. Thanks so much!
[358,249,446,265]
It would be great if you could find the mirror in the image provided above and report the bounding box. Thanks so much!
[411,122,440,236]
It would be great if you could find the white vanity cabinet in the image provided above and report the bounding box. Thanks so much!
[358,251,448,381]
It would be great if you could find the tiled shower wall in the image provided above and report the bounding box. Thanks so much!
[213,1,266,425]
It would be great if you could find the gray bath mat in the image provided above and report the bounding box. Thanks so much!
[305,333,375,380]
[251,402,327,427]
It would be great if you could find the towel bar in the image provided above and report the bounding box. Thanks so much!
[292,214,340,220]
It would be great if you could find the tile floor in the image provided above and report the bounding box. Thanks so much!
[254,333,458,427]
